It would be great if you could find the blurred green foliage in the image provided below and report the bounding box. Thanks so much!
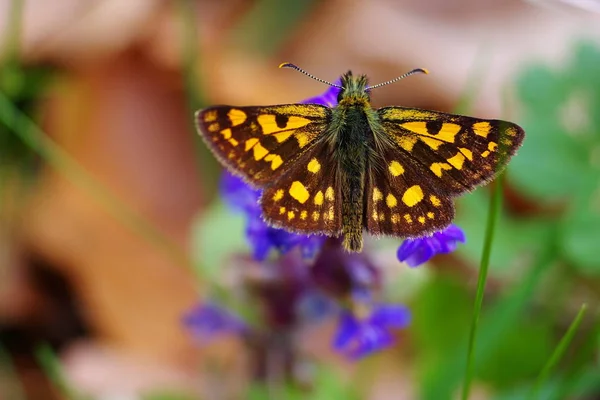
[511,41,600,273]
[0,62,53,174]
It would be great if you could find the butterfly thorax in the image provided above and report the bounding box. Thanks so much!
[337,72,371,107]
[329,72,378,252]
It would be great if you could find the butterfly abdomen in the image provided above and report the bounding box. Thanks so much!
[333,104,372,252]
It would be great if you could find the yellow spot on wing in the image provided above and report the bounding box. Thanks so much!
[287,116,312,129]
[389,161,404,176]
[421,137,442,150]
[300,211,307,220]
[447,152,466,169]
[427,212,434,219]
[384,109,435,120]
[324,207,334,221]
[264,154,283,170]
[272,189,284,201]
[228,109,247,126]
[314,191,324,206]
[481,150,490,158]
[325,187,335,201]
[373,188,383,202]
[488,142,498,151]
[220,128,232,139]
[257,115,279,134]
[312,211,320,221]
[279,207,286,215]
[396,135,418,152]
[245,138,259,151]
[253,142,269,160]
[288,211,295,220]
[402,185,424,207]
[473,121,490,138]
[459,148,473,160]
[418,216,426,224]
[430,162,452,177]
[391,213,399,224]
[404,214,413,223]
[438,123,461,141]
[307,158,321,173]
[203,110,217,122]
[401,121,429,136]
[228,138,239,146]
[273,131,293,142]
[506,126,517,137]
[296,132,310,148]
[289,181,310,204]
[208,123,220,132]
[429,195,441,207]
[386,194,397,208]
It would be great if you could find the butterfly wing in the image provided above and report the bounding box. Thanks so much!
[377,107,524,194]
[196,104,331,186]
[365,146,454,236]
[365,106,524,237]
[260,139,342,236]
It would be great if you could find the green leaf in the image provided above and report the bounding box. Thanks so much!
[191,200,247,281]
[560,191,600,274]
[454,189,553,275]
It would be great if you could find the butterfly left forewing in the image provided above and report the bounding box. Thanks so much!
[196,104,330,186]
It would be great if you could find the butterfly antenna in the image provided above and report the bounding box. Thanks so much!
[366,68,429,90]
[279,62,344,89]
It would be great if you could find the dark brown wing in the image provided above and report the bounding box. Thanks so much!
[377,107,524,194]
[364,106,524,237]
[260,140,342,236]
[195,104,331,186]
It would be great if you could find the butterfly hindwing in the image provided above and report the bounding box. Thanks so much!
[196,104,331,185]
[378,107,525,195]
[364,146,454,237]
[261,140,342,236]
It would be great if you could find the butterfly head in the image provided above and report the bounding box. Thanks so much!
[338,71,371,106]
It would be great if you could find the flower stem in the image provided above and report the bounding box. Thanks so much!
[461,174,504,400]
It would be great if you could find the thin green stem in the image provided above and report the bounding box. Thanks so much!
[461,174,504,400]
[0,91,197,278]
[35,343,83,400]
[530,303,588,399]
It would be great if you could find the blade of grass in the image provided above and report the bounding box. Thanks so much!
[421,227,557,399]
[0,342,26,400]
[0,91,198,279]
[35,343,83,400]
[529,303,588,399]
[461,173,504,400]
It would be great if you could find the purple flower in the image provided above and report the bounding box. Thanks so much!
[301,80,342,106]
[333,304,411,360]
[397,224,466,267]
[183,302,247,341]
[221,170,326,261]
[219,172,260,214]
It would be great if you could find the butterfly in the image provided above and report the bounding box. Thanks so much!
[195,63,524,252]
